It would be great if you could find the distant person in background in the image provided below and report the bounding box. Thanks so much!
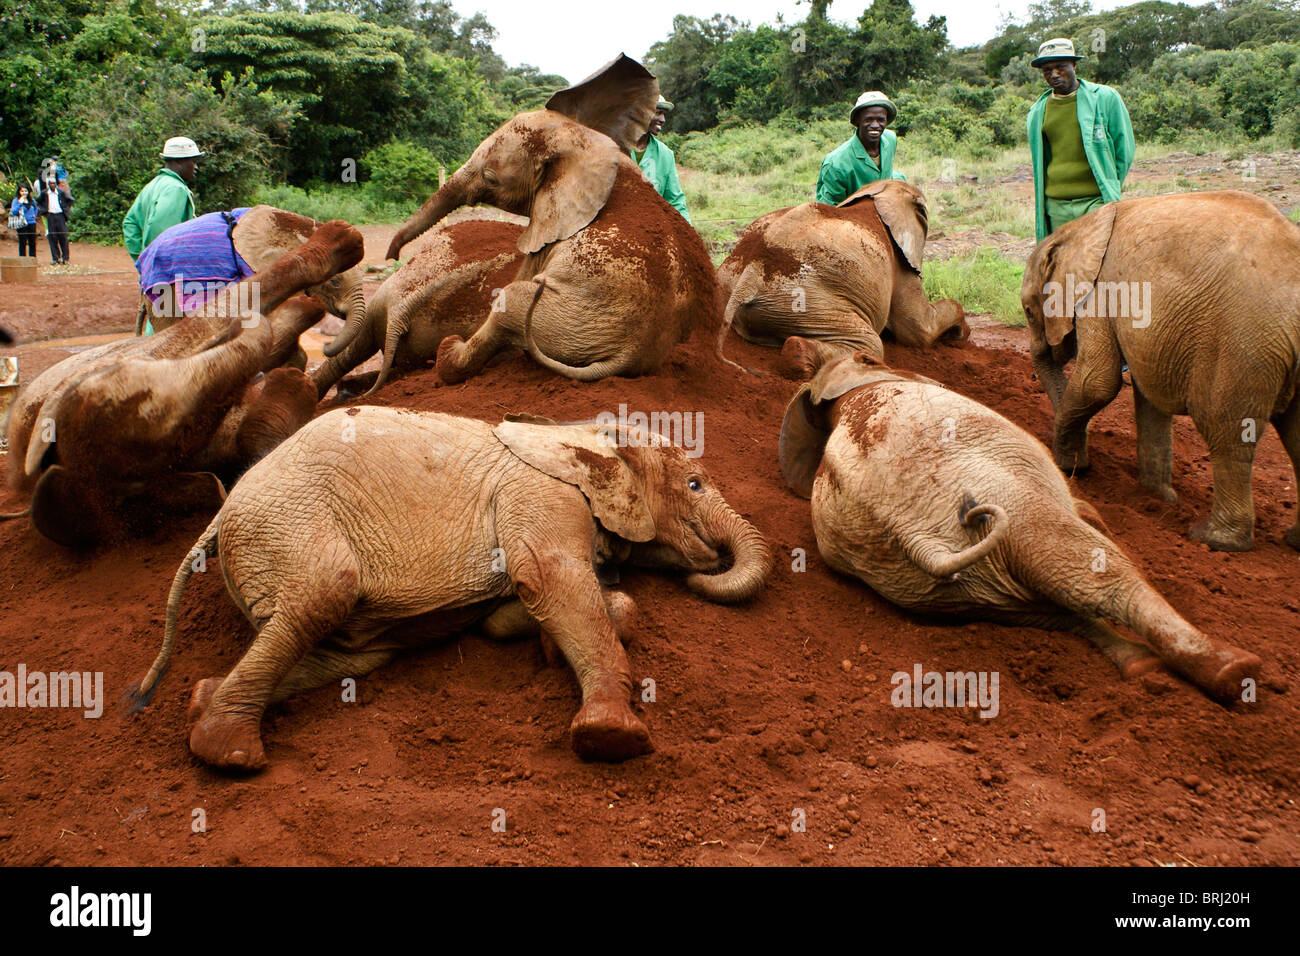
[633,97,690,222]
[1026,38,1134,241]
[816,91,906,205]
[9,184,39,259]
[123,136,201,264]
[33,160,73,265]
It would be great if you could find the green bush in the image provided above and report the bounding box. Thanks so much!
[359,140,445,206]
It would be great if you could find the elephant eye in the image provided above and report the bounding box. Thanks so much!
[688,478,704,493]
[482,168,499,186]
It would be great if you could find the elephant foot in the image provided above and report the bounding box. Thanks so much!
[777,337,821,381]
[1285,524,1300,551]
[435,335,471,385]
[189,711,268,771]
[605,591,637,646]
[937,301,969,344]
[186,678,223,722]
[1174,646,1262,702]
[1052,446,1090,476]
[570,695,652,762]
[1139,477,1178,504]
[1190,517,1253,552]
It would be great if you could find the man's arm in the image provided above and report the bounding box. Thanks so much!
[1106,89,1136,185]
[661,158,691,223]
[123,198,144,259]
[816,160,847,205]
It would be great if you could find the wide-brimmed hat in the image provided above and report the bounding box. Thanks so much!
[160,136,203,159]
[656,97,674,112]
[850,91,897,126]
[1031,38,1084,67]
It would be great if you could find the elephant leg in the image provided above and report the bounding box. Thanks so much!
[1189,409,1262,552]
[189,550,360,770]
[1076,618,1163,678]
[505,544,650,761]
[778,322,885,381]
[507,591,636,664]
[887,270,967,347]
[1052,322,1122,474]
[267,645,398,704]
[436,311,511,385]
[1274,399,1300,550]
[1133,384,1176,503]
[233,368,318,465]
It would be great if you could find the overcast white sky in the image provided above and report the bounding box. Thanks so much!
[456,0,1135,80]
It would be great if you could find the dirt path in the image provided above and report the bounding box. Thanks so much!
[1,293,1296,865]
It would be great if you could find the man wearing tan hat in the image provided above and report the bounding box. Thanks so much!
[816,90,906,206]
[1026,38,1133,241]
[632,97,690,222]
[122,136,202,263]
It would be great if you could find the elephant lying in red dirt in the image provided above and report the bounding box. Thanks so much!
[127,408,771,770]
[1,221,365,546]
[717,180,967,377]
[779,351,1262,701]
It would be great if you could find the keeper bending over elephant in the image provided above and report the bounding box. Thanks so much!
[1,221,365,546]
[779,351,1262,701]
[717,179,966,378]
[127,409,771,770]
[366,54,719,384]
[135,204,367,347]
[1021,190,1300,552]
[313,218,525,398]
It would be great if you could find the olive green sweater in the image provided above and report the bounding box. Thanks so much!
[1042,93,1099,199]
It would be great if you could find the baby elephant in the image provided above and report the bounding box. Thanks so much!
[129,408,770,770]
[779,352,1261,701]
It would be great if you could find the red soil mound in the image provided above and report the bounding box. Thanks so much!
[0,328,1296,866]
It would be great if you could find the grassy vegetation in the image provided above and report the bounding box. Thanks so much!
[923,249,1027,326]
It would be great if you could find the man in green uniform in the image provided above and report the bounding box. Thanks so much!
[123,136,202,262]
[816,91,906,206]
[633,98,690,222]
[1025,38,1134,241]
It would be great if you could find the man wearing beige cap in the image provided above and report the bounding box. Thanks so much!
[1026,38,1133,241]
[632,97,690,222]
[816,90,906,205]
[122,136,202,263]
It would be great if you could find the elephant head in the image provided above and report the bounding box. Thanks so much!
[1020,203,1119,406]
[383,54,658,263]
[838,179,931,272]
[493,418,770,604]
[235,206,367,347]
[779,351,943,499]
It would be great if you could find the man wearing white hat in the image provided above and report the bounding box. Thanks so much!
[816,91,906,206]
[632,97,690,222]
[122,136,202,264]
[1025,38,1133,241]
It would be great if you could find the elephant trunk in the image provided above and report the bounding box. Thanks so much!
[322,282,368,358]
[386,166,472,261]
[685,498,771,604]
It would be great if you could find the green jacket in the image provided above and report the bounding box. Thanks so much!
[1027,79,1134,241]
[816,130,906,205]
[123,168,197,261]
[632,136,690,223]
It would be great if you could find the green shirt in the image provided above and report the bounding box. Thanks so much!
[123,168,197,261]
[632,136,690,223]
[1027,79,1134,241]
[816,130,906,205]
[1042,93,1098,199]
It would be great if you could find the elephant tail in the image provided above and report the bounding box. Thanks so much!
[900,495,1009,579]
[716,263,762,376]
[522,275,629,382]
[122,514,222,713]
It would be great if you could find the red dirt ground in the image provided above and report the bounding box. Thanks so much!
[0,276,1297,866]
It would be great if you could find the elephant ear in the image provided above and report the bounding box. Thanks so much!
[807,350,930,404]
[493,420,657,542]
[840,180,928,273]
[544,53,658,152]
[779,384,830,500]
[232,205,315,271]
[1028,202,1119,348]
[518,126,621,255]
